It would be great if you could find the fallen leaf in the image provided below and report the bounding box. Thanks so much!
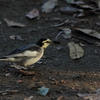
[96,22,100,26]
[74,28,100,39]
[77,4,94,9]
[5,73,11,76]
[57,96,67,100]
[42,0,58,13]
[65,0,74,3]
[0,90,19,95]
[68,42,84,59]
[59,27,72,39]
[24,96,33,100]
[71,1,94,9]
[9,35,24,41]
[37,86,49,96]
[97,1,100,9]
[78,88,100,100]
[26,8,39,19]
[59,6,82,13]
[4,18,26,27]
[72,1,84,5]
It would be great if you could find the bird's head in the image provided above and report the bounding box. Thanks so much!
[36,38,60,49]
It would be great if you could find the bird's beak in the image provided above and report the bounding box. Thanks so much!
[52,41,60,44]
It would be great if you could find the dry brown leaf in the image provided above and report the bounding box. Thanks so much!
[74,28,100,39]
[68,42,84,59]
[42,0,58,13]
[4,18,26,27]
[78,88,100,100]
[26,8,39,19]
[24,96,33,100]
[57,96,66,100]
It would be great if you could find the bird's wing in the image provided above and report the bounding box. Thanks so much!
[6,44,41,57]
[8,44,34,55]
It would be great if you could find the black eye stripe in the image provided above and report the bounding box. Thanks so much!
[43,41,51,43]
[47,41,51,43]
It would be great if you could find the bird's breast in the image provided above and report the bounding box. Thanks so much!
[24,49,44,66]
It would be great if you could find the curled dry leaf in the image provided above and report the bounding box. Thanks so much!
[4,18,26,27]
[58,27,72,39]
[78,88,100,100]
[26,8,39,19]
[74,28,100,39]
[37,86,49,96]
[68,42,84,59]
[9,35,24,41]
[42,0,58,13]
[77,4,94,9]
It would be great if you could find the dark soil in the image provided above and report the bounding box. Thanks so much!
[0,0,100,100]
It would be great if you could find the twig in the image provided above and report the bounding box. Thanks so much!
[53,19,69,27]
[0,90,19,95]
[55,31,63,40]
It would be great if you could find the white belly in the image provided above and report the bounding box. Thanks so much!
[24,50,44,66]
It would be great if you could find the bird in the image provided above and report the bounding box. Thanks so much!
[0,38,59,70]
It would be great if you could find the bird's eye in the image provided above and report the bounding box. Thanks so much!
[46,41,51,43]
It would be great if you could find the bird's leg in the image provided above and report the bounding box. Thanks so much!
[10,64,41,75]
[10,63,27,70]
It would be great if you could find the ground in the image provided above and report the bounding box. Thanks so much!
[0,0,100,100]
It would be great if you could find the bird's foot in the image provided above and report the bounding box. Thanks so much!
[10,64,27,70]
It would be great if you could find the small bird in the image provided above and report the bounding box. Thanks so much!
[0,38,59,70]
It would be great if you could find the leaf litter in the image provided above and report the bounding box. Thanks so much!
[68,42,84,59]
[59,5,83,14]
[58,27,72,39]
[0,90,19,95]
[24,96,33,100]
[26,8,39,19]
[4,18,26,27]
[9,35,24,41]
[42,0,58,13]
[78,88,100,100]
[37,86,49,96]
[74,28,100,39]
